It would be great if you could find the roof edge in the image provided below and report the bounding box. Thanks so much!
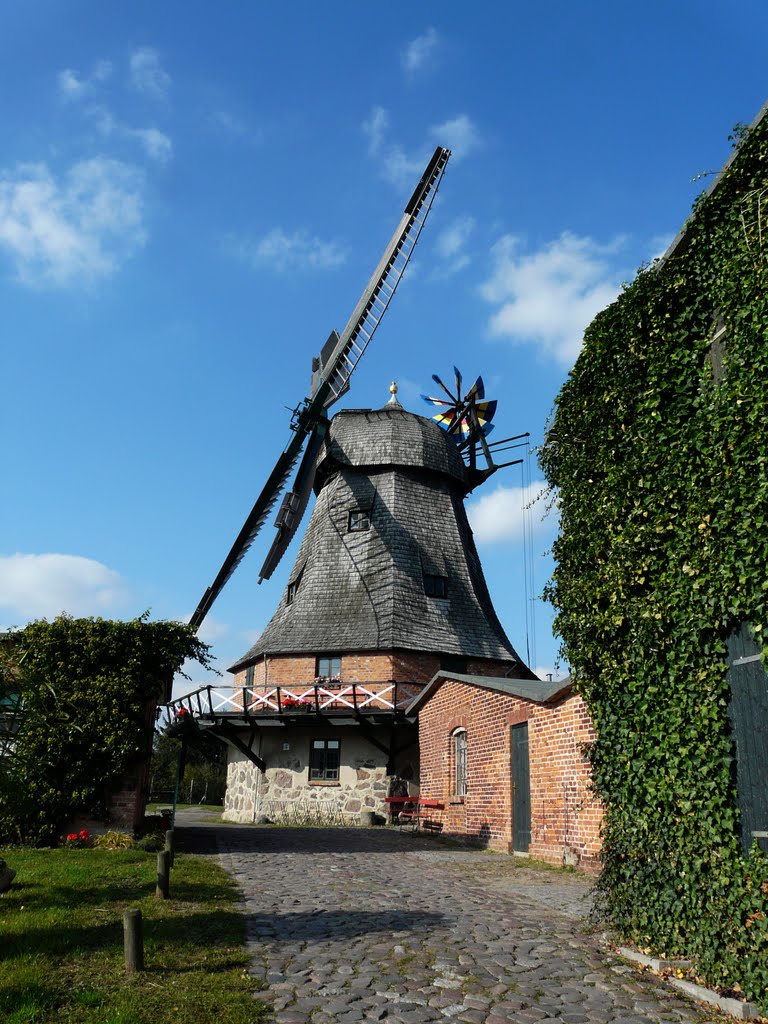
[406,672,573,715]
[657,99,768,270]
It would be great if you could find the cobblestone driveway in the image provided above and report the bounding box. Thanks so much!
[177,814,719,1024]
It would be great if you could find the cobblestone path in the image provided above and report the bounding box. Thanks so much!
[178,817,719,1024]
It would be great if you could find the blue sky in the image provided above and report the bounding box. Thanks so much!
[2,1,766,695]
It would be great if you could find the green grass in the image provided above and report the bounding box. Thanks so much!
[0,846,268,1024]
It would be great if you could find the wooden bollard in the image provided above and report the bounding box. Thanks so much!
[123,908,144,972]
[164,828,175,868]
[155,850,170,899]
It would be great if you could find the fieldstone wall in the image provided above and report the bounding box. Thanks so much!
[224,751,262,822]
[222,725,411,824]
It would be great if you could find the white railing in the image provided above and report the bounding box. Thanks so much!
[167,681,423,722]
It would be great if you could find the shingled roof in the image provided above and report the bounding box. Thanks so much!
[230,404,528,671]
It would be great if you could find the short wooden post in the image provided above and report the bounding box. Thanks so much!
[123,908,144,972]
[164,828,175,868]
[155,850,170,899]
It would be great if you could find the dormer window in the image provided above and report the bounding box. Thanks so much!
[348,509,371,532]
[424,573,448,598]
[286,567,304,605]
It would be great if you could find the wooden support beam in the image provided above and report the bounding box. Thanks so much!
[213,721,266,772]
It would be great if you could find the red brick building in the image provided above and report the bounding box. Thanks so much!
[410,672,603,871]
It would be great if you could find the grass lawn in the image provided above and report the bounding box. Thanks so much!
[0,846,268,1024]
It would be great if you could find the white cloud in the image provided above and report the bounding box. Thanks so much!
[0,554,128,624]
[430,114,479,160]
[129,47,170,101]
[362,107,481,187]
[129,127,172,163]
[234,228,347,273]
[0,157,146,286]
[88,105,172,164]
[209,110,248,136]
[57,68,87,100]
[362,106,389,157]
[194,617,230,644]
[401,28,440,75]
[480,232,623,365]
[57,60,112,102]
[467,479,551,544]
[434,215,475,276]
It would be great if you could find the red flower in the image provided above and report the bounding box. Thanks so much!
[66,833,78,842]
[79,829,90,841]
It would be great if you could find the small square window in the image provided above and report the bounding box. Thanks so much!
[348,509,370,532]
[310,738,341,781]
[315,655,341,680]
[424,574,448,598]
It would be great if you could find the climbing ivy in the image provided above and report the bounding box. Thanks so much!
[0,614,211,845]
[540,115,768,1009]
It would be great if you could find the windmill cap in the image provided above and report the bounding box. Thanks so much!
[315,406,469,490]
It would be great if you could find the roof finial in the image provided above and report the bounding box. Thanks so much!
[386,380,402,408]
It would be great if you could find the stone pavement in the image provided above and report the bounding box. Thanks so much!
[175,812,720,1024]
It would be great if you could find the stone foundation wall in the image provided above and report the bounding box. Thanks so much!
[223,724,412,824]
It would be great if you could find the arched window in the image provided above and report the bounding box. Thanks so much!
[452,728,467,797]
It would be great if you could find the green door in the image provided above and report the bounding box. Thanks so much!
[511,722,531,852]
[726,623,768,854]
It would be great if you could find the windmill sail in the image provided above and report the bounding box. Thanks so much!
[189,146,451,628]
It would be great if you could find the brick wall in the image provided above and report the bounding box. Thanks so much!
[418,680,603,872]
[232,650,518,688]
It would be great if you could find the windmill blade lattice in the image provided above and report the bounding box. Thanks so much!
[189,146,451,629]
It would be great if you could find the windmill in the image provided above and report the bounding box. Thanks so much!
[189,146,451,630]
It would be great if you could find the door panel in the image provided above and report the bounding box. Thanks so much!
[511,722,531,852]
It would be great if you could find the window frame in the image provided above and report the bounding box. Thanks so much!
[452,728,468,797]
[286,567,304,605]
[309,738,341,782]
[315,654,342,680]
[348,509,371,532]
[243,664,255,709]
[424,573,448,598]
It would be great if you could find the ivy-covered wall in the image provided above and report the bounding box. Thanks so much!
[0,614,211,845]
[540,112,768,1008]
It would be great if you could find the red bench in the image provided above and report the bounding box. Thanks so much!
[384,796,444,832]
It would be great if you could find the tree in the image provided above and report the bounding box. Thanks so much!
[0,614,212,844]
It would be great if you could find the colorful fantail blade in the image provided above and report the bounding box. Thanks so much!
[420,393,453,407]
[431,373,458,403]
[465,376,485,403]
[475,399,497,426]
[453,366,463,398]
[431,408,459,430]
